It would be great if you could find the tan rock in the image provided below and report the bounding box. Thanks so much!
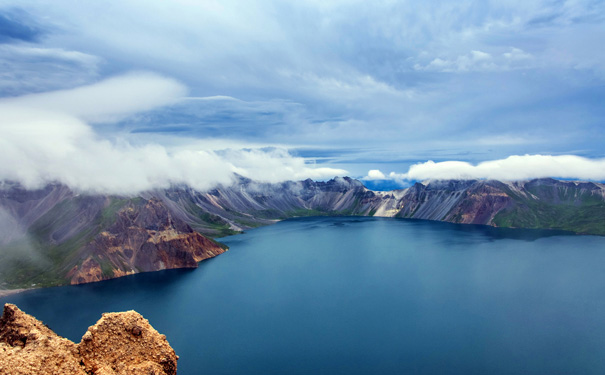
[0,304,178,375]
[79,311,178,375]
[0,304,85,375]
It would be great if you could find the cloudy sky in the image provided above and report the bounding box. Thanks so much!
[1,0,604,192]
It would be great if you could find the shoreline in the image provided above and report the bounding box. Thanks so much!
[0,289,29,298]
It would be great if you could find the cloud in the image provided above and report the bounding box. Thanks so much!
[0,206,49,277]
[503,47,532,61]
[0,73,347,195]
[0,1,604,174]
[0,44,102,96]
[383,155,605,181]
[2,71,187,122]
[414,48,534,72]
[363,169,386,180]
[225,148,347,181]
[0,8,43,43]
[0,207,26,245]
[124,95,312,141]
[0,44,99,65]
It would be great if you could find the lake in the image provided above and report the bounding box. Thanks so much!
[3,217,605,374]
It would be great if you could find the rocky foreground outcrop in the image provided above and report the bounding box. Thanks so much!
[0,304,178,375]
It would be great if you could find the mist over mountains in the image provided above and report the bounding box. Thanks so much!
[1,176,604,289]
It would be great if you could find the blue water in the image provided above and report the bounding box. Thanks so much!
[3,217,605,374]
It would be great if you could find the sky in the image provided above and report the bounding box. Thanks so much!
[0,0,604,193]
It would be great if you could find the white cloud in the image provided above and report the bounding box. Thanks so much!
[0,74,347,195]
[401,155,605,181]
[470,50,491,61]
[0,0,603,172]
[276,70,408,101]
[0,207,25,245]
[503,47,532,61]
[0,207,47,266]
[415,48,533,72]
[223,148,346,182]
[363,169,386,180]
[0,44,101,66]
[415,50,496,72]
[2,72,187,122]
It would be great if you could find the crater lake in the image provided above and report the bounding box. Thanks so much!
[3,217,605,375]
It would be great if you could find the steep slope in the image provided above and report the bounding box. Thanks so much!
[1,177,604,289]
[67,198,226,285]
[152,176,386,235]
[491,179,605,234]
[0,185,226,288]
[152,177,605,236]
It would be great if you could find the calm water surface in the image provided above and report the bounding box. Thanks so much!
[3,217,605,374]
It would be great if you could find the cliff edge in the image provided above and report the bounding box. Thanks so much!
[0,304,178,375]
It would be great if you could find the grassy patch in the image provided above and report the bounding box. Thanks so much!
[97,256,116,278]
[183,202,238,237]
[493,191,605,235]
[283,208,365,218]
[250,209,283,220]
[0,197,134,288]
[0,239,66,288]
[99,198,130,227]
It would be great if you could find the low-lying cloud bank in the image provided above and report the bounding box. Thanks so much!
[365,155,605,182]
[4,73,600,195]
[0,73,346,195]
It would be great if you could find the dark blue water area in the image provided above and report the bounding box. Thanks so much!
[3,217,605,375]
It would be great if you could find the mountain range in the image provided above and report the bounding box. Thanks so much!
[1,177,604,289]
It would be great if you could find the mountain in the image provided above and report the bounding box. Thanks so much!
[152,176,605,236]
[0,183,226,288]
[1,177,604,289]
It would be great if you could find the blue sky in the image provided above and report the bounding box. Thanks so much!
[1,0,604,192]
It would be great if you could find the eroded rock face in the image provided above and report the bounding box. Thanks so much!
[69,198,227,285]
[0,304,178,375]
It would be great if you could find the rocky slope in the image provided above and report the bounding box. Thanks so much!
[0,184,226,288]
[0,303,177,375]
[153,176,605,236]
[1,176,604,288]
[151,176,382,236]
[67,198,226,285]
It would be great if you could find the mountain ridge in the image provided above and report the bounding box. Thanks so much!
[1,176,604,289]
[152,176,605,236]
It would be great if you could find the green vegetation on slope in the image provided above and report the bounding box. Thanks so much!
[284,206,366,218]
[493,203,605,235]
[183,201,239,237]
[0,197,131,288]
[493,186,605,235]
